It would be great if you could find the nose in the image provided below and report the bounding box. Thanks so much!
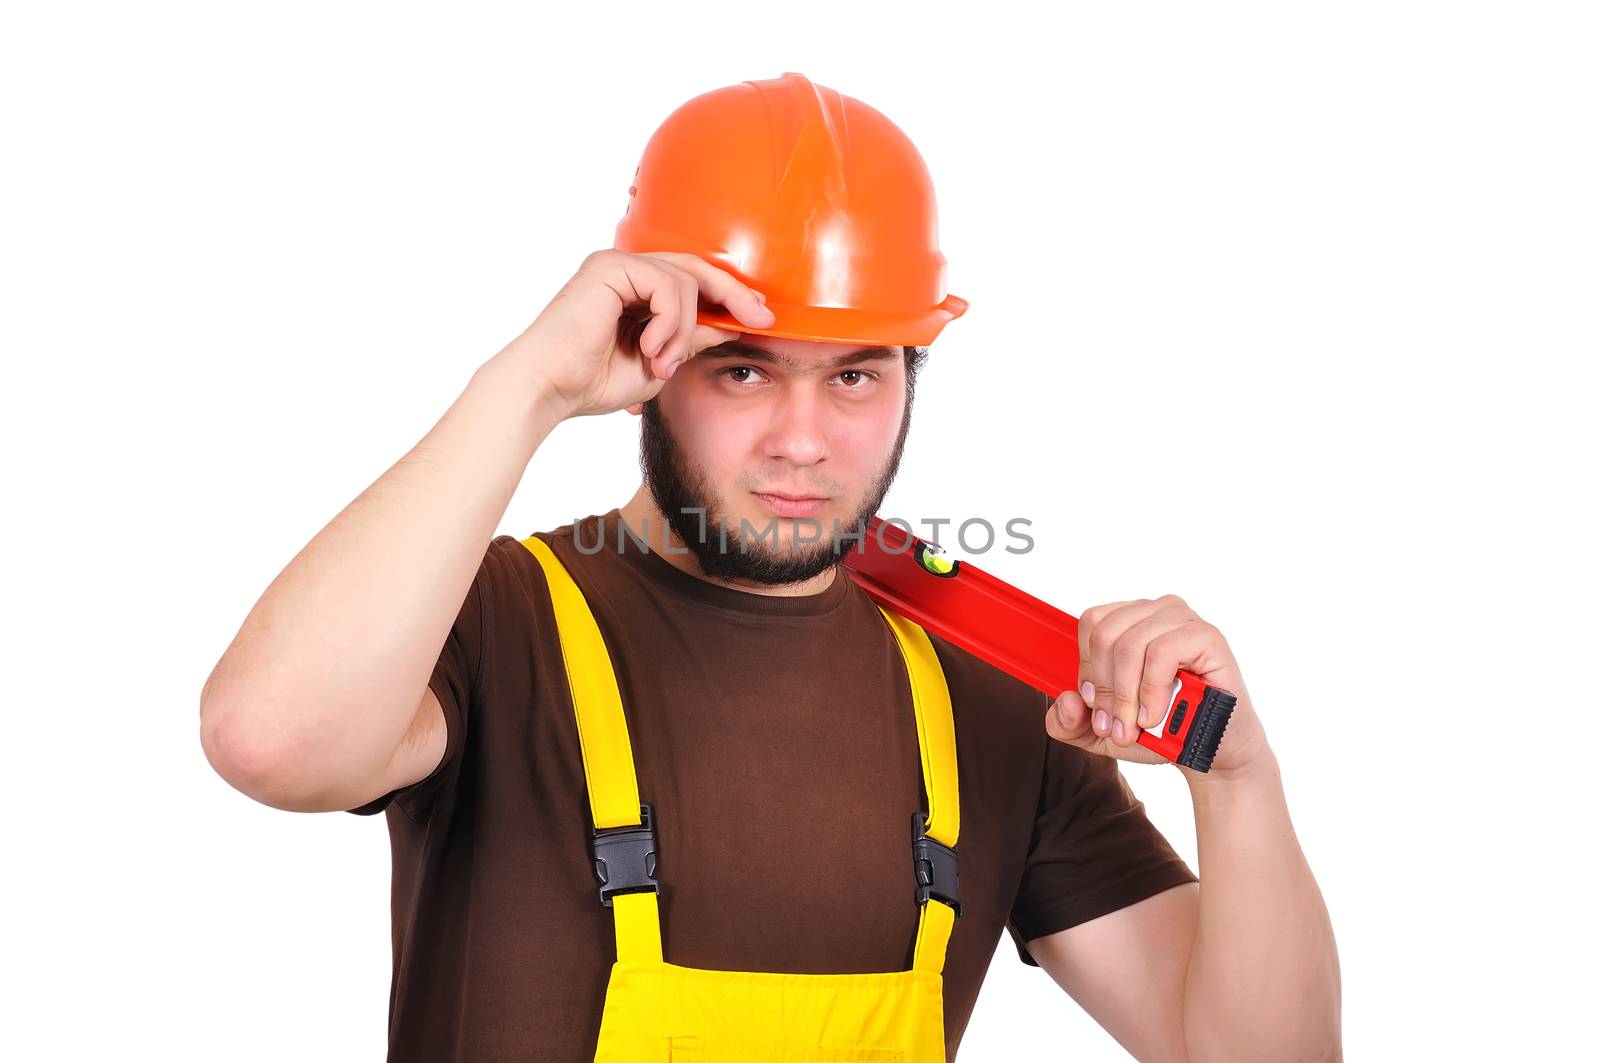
[761,385,829,467]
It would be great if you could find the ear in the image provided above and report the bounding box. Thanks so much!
[626,402,644,416]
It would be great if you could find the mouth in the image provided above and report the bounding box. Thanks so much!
[752,490,830,517]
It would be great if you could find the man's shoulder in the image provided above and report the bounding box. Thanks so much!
[487,512,617,568]
[463,518,612,613]
[482,512,654,619]
[513,511,632,559]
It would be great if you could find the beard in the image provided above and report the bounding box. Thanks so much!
[638,395,913,586]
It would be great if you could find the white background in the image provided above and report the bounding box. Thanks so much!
[3,2,1595,1059]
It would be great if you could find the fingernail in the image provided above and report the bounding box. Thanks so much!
[1093,709,1109,734]
[754,290,768,303]
[666,360,679,378]
[1112,718,1126,742]
[1138,703,1152,727]
[1080,680,1095,706]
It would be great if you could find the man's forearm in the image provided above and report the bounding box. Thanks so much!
[199,349,568,808]
[1180,749,1341,1062]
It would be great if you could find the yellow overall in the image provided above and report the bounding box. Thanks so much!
[521,535,962,1062]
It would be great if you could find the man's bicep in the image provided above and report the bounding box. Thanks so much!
[363,685,450,803]
[344,550,488,819]
[344,665,469,818]
[1026,881,1199,1062]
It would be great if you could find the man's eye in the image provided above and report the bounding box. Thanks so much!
[720,367,875,388]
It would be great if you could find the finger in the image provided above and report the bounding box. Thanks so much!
[1142,619,1229,712]
[1044,688,1096,751]
[643,260,694,377]
[628,265,681,371]
[653,260,735,380]
[1136,635,1192,735]
[1077,599,1148,739]
[635,258,692,377]
[680,271,703,373]
[1044,689,1170,766]
[659,262,700,377]
[646,251,775,330]
[689,323,741,355]
[604,256,670,355]
[1109,602,1193,746]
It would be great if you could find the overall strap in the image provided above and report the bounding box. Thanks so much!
[522,534,663,964]
[875,604,961,973]
[521,534,960,974]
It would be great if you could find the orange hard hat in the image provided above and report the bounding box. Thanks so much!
[613,72,968,348]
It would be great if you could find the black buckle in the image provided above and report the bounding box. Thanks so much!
[591,802,659,908]
[911,811,962,918]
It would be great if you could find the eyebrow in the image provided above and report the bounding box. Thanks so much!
[697,341,900,371]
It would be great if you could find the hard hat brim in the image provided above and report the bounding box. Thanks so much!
[695,294,969,349]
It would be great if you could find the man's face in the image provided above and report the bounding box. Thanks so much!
[639,334,914,585]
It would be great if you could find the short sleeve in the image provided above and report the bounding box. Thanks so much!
[344,556,486,820]
[1005,720,1199,967]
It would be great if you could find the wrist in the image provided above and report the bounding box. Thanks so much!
[468,348,573,433]
[1182,741,1282,809]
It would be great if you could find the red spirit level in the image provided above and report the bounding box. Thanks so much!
[841,516,1236,772]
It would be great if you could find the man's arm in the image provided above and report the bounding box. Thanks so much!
[198,359,568,812]
[1026,749,1341,1062]
[198,249,775,812]
[1036,594,1340,1060]
[1025,882,1197,1061]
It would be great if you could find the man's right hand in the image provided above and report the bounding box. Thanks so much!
[501,249,777,420]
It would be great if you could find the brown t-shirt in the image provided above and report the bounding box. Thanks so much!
[347,509,1197,1061]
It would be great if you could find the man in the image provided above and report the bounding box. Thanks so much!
[199,73,1339,1060]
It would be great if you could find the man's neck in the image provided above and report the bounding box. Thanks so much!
[616,485,839,599]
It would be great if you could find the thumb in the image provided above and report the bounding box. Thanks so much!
[657,324,742,381]
[690,323,741,354]
[1044,688,1096,750]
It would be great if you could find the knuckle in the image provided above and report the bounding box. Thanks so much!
[645,258,677,286]
[653,250,713,282]
[1143,638,1174,669]
[659,283,685,316]
[1112,634,1144,667]
[1136,610,1165,633]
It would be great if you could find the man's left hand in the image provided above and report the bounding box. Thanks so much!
[1044,594,1270,780]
